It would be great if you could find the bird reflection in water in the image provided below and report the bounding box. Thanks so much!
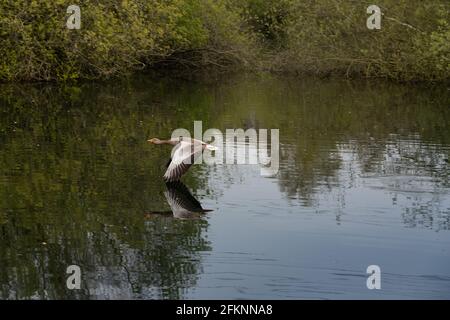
[145,181,213,219]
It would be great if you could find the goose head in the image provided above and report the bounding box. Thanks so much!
[147,138,163,144]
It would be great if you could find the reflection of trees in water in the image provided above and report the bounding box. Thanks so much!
[357,138,450,231]
[0,75,449,298]
[278,143,341,206]
[354,136,449,185]
[0,214,209,299]
[199,76,450,230]
[201,76,449,219]
[0,138,212,299]
[260,80,450,230]
[0,80,213,299]
[401,196,450,231]
[78,217,210,299]
[276,134,450,231]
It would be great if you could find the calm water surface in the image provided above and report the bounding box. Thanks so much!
[0,75,449,299]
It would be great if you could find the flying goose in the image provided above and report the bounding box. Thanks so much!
[148,137,217,182]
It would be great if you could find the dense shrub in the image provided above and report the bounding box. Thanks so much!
[272,0,450,81]
[0,0,448,81]
[0,0,253,81]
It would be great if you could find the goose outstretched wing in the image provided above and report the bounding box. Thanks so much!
[163,140,204,182]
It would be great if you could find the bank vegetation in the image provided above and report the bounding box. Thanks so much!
[0,0,448,82]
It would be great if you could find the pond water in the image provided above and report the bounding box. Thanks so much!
[0,74,449,299]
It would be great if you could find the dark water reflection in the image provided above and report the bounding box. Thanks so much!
[0,75,449,299]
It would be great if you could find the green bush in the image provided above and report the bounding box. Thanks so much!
[0,0,448,81]
[274,0,450,81]
[239,0,294,47]
[0,0,252,81]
